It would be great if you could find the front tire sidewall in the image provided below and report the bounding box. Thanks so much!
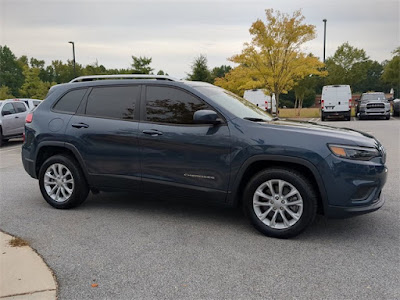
[39,155,89,209]
[244,169,317,238]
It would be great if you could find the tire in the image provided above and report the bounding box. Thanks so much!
[39,154,89,209]
[243,168,317,239]
[321,112,325,121]
[0,129,3,147]
[386,113,390,120]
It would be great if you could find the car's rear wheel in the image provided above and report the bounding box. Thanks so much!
[243,168,317,238]
[39,155,89,209]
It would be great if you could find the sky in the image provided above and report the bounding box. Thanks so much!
[1,0,399,79]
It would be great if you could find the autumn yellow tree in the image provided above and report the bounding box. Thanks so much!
[215,9,326,112]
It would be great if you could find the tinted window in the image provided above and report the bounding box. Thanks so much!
[146,86,209,124]
[2,103,16,115]
[13,102,27,113]
[53,89,87,113]
[33,101,41,107]
[86,86,139,120]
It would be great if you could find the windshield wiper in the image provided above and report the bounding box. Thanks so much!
[243,117,268,122]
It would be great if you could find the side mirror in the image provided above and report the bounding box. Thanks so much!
[193,110,222,125]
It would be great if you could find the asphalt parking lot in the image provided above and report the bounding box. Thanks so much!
[1,116,399,300]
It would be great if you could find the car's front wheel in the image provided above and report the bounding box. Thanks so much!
[39,155,89,209]
[243,168,317,238]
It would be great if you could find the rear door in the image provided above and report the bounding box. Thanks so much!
[139,85,231,202]
[65,85,142,190]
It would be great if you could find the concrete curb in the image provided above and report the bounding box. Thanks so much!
[0,231,57,299]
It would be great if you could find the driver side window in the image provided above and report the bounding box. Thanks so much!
[2,103,16,116]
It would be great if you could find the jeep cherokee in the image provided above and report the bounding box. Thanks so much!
[21,75,388,238]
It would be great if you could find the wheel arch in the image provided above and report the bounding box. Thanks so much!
[35,142,92,185]
[228,155,328,215]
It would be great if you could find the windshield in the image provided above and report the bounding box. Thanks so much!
[194,86,273,121]
[361,93,386,102]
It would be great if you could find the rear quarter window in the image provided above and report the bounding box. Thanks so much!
[53,89,87,114]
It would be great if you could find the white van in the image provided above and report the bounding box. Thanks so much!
[321,85,352,121]
[243,89,276,114]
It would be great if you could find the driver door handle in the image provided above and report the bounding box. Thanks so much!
[142,129,163,136]
[71,123,89,129]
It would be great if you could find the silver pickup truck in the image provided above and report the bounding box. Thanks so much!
[0,99,29,146]
[356,92,390,120]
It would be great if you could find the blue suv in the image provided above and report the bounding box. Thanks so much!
[22,75,387,238]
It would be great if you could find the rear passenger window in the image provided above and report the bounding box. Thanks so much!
[86,86,139,120]
[13,102,27,113]
[146,86,209,124]
[53,89,87,114]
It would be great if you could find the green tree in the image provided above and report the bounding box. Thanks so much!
[0,85,14,99]
[325,42,371,91]
[382,47,400,97]
[0,45,24,96]
[131,56,153,74]
[49,60,83,83]
[19,66,54,99]
[211,65,232,81]
[187,54,212,83]
[215,9,326,112]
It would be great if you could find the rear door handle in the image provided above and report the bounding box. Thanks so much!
[15,116,19,119]
[71,123,89,129]
[142,129,163,136]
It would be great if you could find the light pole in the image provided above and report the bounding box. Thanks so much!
[68,41,76,78]
[322,19,327,63]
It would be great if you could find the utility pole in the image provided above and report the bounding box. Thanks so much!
[68,41,76,78]
[323,19,327,63]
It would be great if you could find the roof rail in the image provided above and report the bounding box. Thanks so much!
[69,74,179,83]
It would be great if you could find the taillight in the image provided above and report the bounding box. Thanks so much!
[321,100,324,109]
[25,113,33,123]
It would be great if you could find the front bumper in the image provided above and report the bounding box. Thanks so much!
[359,109,390,116]
[319,153,387,218]
[325,190,385,218]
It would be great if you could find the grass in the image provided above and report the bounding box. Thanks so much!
[9,237,29,247]
[279,107,357,118]
[279,108,320,118]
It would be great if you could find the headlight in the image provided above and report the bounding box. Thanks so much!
[328,144,380,161]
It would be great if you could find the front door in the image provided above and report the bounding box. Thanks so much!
[139,85,231,202]
[1,103,18,136]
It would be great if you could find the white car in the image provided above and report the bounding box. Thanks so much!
[321,85,352,121]
[0,99,29,146]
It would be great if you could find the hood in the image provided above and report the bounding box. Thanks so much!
[261,118,379,148]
